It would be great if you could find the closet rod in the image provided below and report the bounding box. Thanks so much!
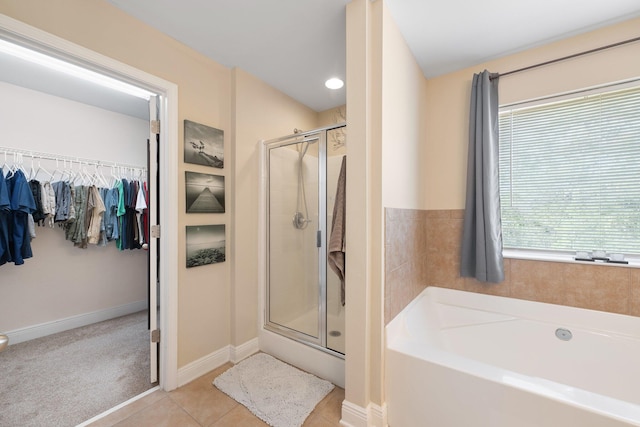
[0,146,146,171]
[491,35,640,80]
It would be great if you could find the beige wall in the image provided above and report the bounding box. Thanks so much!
[0,0,232,368]
[317,105,346,127]
[381,4,428,210]
[231,67,318,346]
[345,0,373,412]
[425,16,640,210]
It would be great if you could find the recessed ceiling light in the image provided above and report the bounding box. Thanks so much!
[325,78,344,90]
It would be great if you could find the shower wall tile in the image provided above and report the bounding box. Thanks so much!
[384,208,640,325]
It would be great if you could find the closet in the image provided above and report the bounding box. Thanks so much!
[0,52,154,383]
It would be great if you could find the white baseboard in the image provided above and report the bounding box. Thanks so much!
[177,338,260,387]
[6,300,147,345]
[230,337,259,363]
[177,344,230,387]
[369,402,388,427]
[340,400,387,427]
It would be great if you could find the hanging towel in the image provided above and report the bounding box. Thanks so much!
[328,156,346,306]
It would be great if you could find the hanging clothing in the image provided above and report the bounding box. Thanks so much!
[29,179,45,226]
[52,181,71,223]
[115,179,126,250]
[65,185,89,248]
[6,169,36,265]
[135,180,147,245]
[86,185,106,245]
[0,171,12,265]
[40,181,56,227]
[142,182,149,244]
[126,180,141,250]
[103,187,120,242]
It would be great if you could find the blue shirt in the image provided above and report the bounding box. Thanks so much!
[0,170,11,265]
[6,170,36,265]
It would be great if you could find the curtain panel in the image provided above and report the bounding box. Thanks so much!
[460,70,504,283]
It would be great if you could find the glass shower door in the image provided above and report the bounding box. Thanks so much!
[266,134,324,344]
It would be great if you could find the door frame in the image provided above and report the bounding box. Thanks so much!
[0,14,180,391]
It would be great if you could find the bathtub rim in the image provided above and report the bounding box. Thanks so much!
[385,286,640,426]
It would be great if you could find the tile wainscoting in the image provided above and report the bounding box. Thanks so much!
[384,208,640,324]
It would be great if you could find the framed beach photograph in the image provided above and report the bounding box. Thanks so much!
[185,171,225,213]
[186,224,226,268]
[184,119,224,168]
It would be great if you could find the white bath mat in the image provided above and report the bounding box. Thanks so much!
[213,353,334,427]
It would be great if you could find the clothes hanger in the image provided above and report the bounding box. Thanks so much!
[34,158,54,182]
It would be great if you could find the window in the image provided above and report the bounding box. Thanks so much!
[499,82,640,256]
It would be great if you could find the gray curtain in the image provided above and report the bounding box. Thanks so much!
[460,70,504,283]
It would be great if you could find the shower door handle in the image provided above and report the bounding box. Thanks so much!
[317,230,321,248]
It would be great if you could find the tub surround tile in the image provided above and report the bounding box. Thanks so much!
[463,278,511,297]
[426,217,463,255]
[385,208,431,324]
[425,209,452,218]
[630,271,640,317]
[510,259,565,305]
[561,264,630,314]
[385,207,640,324]
[426,251,465,290]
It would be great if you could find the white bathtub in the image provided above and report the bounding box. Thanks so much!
[385,287,640,427]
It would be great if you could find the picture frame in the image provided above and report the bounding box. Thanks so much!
[185,171,225,213]
[186,224,226,267]
[184,119,224,168]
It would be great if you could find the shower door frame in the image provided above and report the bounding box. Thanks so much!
[263,123,345,358]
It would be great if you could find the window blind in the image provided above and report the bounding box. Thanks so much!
[499,84,640,255]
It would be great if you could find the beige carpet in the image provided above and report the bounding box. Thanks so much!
[0,311,152,427]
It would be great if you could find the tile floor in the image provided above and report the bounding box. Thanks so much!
[87,362,344,427]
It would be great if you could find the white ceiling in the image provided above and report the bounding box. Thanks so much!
[107,0,349,113]
[104,0,640,112]
[3,1,640,118]
[385,0,640,78]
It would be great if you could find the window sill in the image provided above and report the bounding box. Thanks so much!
[502,248,640,269]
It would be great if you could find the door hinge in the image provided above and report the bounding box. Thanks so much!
[151,329,160,343]
[317,230,321,248]
[150,120,160,135]
[151,224,160,239]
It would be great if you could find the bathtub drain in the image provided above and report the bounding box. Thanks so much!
[555,328,572,341]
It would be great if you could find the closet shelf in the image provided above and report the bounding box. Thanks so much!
[0,145,146,171]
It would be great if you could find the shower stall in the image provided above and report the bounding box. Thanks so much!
[260,123,346,382]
